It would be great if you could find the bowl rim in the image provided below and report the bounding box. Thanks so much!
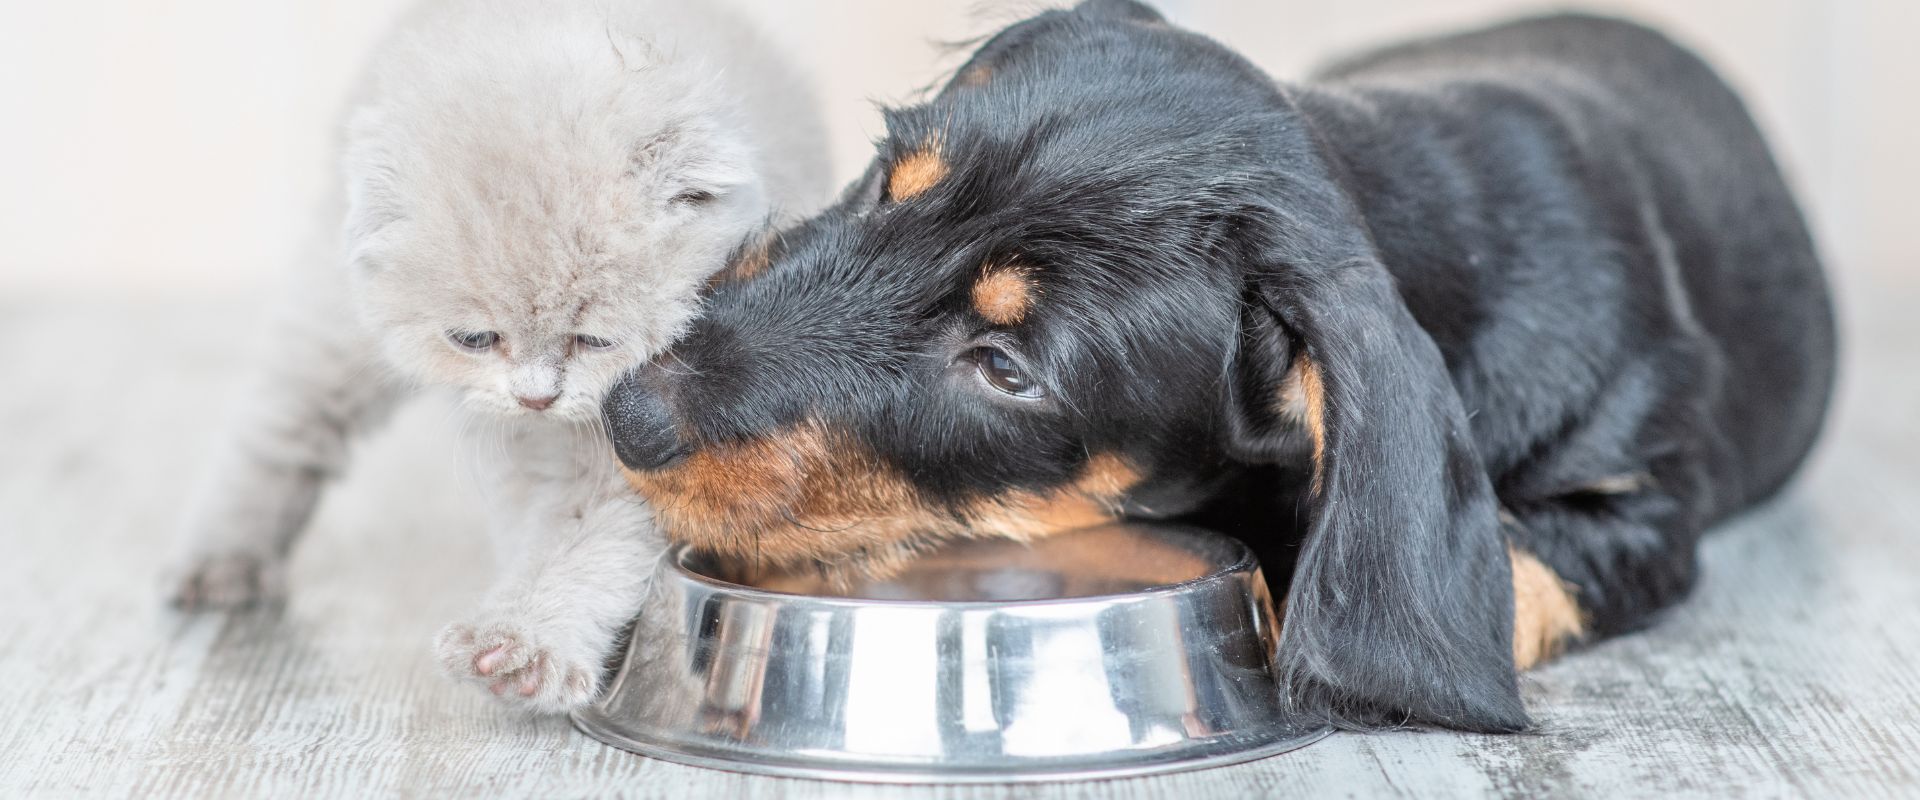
[662,527,1263,610]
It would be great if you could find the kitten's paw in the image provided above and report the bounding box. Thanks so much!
[434,620,602,713]
[167,550,287,610]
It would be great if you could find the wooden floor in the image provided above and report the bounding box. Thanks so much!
[2,273,1915,798]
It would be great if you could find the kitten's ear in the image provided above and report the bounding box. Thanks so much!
[1223,197,1526,732]
[341,106,404,271]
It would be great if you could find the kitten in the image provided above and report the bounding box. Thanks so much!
[168,0,829,712]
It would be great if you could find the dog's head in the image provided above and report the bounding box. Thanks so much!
[607,0,1525,731]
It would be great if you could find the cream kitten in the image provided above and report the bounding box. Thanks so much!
[168,0,828,712]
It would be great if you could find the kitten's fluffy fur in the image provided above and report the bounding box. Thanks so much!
[169,0,828,712]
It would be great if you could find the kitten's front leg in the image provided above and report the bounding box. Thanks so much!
[436,422,662,712]
[170,291,402,609]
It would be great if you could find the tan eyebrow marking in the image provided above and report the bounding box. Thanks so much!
[887,139,949,201]
[971,264,1036,326]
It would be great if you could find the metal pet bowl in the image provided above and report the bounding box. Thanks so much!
[572,523,1330,783]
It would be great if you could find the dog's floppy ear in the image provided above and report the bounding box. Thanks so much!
[1225,204,1527,732]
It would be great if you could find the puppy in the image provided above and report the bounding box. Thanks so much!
[602,1,1836,731]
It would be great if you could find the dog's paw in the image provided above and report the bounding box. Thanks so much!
[167,549,287,610]
[434,619,603,713]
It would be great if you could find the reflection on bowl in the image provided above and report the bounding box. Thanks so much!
[573,523,1329,783]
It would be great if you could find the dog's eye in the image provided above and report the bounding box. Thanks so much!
[574,334,617,351]
[671,189,718,206]
[448,330,499,352]
[969,347,1043,399]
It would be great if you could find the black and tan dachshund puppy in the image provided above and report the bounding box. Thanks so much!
[603,2,1836,731]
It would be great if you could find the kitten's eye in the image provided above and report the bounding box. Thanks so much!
[574,334,617,351]
[448,330,499,352]
[671,188,718,206]
[967,346,1043,399]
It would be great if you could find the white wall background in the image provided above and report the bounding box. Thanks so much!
[1,1,1912,300]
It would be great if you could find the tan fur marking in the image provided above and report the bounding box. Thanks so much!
[621,422,921,575]
[709,233,774,287]
[887,142,948,201]
[966,453,1141,541]
[622,438,1140,584]
[971,265,1035,325]
[1509,546,1586,670]
[957,64,992,88]
[1276,357,1327,493]
[1581,473,1650,495]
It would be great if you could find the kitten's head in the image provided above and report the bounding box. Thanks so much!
[339,1,769,421]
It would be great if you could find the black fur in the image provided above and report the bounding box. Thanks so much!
[604,3,1836,732]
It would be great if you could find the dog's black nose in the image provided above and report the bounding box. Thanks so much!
[603,368,689,471]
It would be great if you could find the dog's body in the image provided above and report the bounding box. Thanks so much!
[1285,13,1835,638]
[604,2,1835,732]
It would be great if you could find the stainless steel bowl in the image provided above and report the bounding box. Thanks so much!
[573,524,1330,783]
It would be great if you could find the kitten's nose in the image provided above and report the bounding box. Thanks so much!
[517,393,558,411]
[603,366,689,471]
